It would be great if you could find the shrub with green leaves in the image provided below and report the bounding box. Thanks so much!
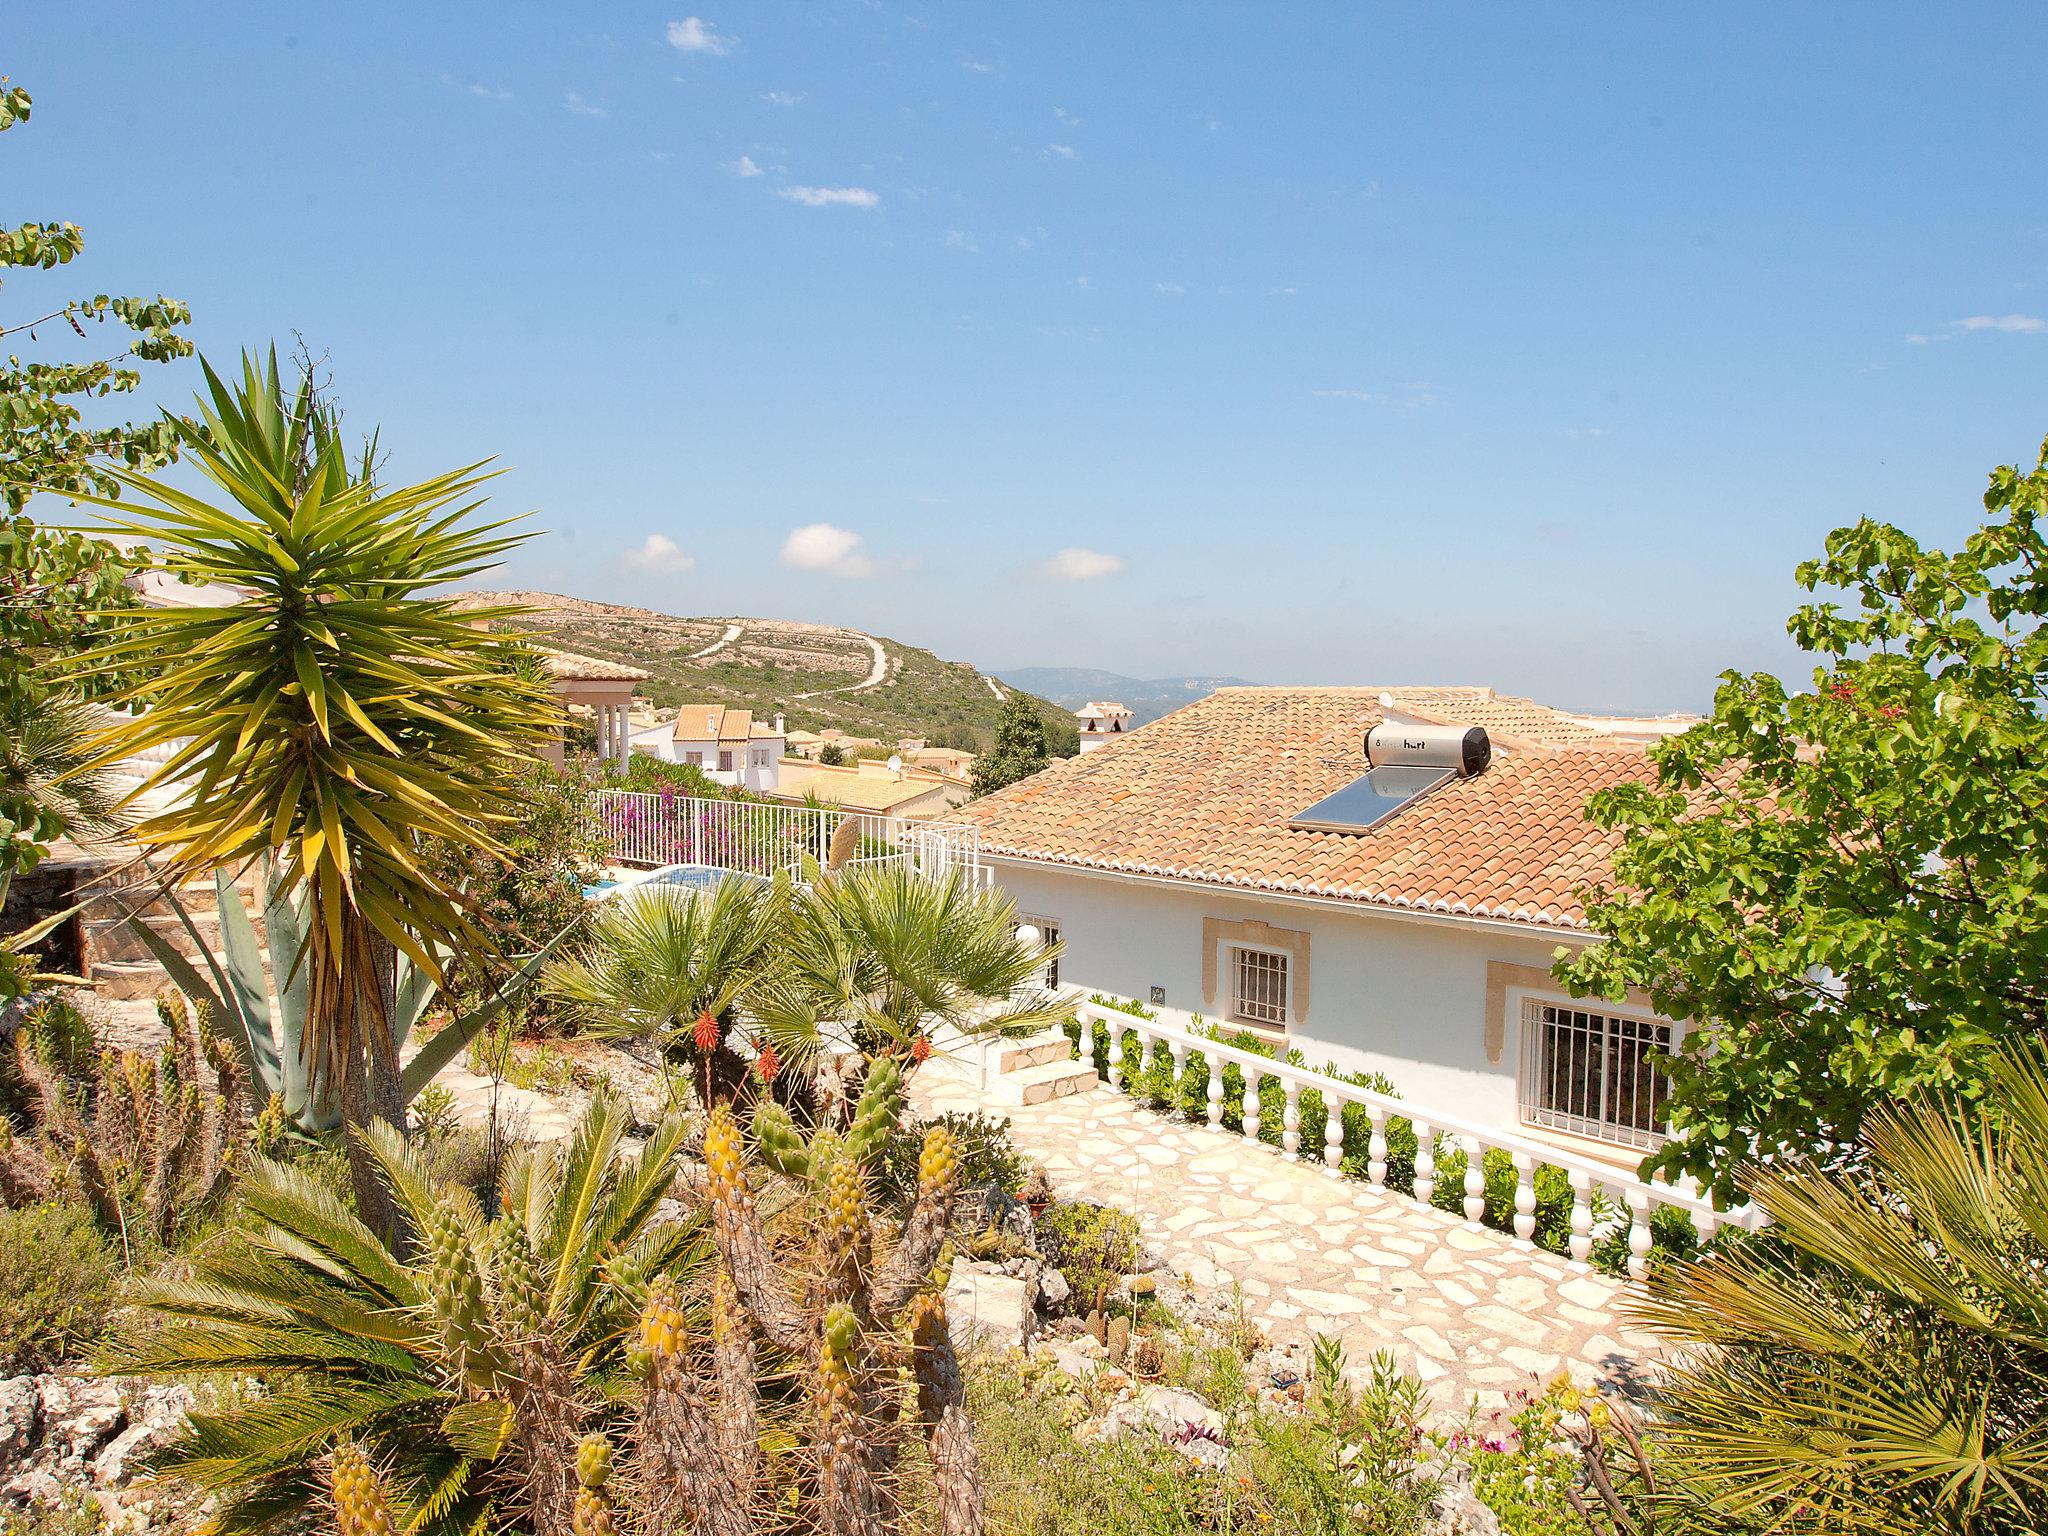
[0,1201,118,1371]
[1038,1199,1142,1314]
[881,1111,1027,1200]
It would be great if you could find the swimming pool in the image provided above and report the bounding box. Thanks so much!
[583,864,769,901]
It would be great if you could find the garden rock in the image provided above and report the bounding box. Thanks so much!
[1037,1265,1071,1310]
[944,1258,1038,1351]
[1423,1472,1504,1536]
[0,1373,200,1530]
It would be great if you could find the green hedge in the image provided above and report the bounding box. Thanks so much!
[1064,997,1699,1279]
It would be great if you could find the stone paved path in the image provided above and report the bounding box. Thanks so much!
[914,1067,1662,1412]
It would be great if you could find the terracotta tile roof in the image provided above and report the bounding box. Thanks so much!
[955,686,1658,930]
[539,648,650,683]
[718,709,754,745]
[769,761,952,813]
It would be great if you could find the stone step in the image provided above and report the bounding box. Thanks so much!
[995,1030,1077,1075]
[987,1058,1101,1107]
[90,960,172,1002]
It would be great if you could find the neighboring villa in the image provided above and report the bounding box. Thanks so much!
[768,755,973,832]
[630,704,788,792]
[958,686,1698,1167]
[538,650,649,768]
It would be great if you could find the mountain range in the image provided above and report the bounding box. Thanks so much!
[993,667,1254,727]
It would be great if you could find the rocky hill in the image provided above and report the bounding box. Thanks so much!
[455,591,1077,752]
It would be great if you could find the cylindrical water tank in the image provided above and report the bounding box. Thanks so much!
[1364,721,1491,778]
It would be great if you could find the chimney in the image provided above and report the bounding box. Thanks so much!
[773,712,786,736]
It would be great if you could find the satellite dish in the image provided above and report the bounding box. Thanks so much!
[886,754,904,774]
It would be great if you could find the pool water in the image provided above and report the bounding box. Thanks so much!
[583,864,765,901]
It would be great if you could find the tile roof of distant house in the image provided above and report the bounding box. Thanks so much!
[954,686,1666,930]
[537,648,651,683]
[668,704,784,742]
[770,760,954,813]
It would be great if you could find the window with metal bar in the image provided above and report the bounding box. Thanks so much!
[1231,947,1289,1030]
[1518,998,1672,1150]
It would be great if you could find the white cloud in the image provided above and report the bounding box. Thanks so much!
[1269,285,1299,297]
[439,74,511,101]
[962,57,996,74]
[1314,384,1439,408]
[563,91,606,117]
[727,154,762,177]
[760,90,803,105]
[945,229,978,252]
[1958,313,2045,333]
[666,17,735,54]
[1046,143,1079,160]
[1072,275,1091,289]
[1038,547,1125,582]
[780,523,874,577]
[1154,281,1186,295]
[626,534,695,574]
[777,185,880,208]
[1054,106,1081,125]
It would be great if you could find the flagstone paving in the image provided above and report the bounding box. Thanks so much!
[913,1067,1663,1412]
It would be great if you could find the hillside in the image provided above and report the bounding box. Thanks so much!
[995,666,1252,727]
[456,592,1078,753]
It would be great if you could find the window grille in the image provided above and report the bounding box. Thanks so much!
[1016,917,1060,990]
[1232,947,1289,1030]
[685,751,703,767]
[1518,999,1672,1149]
[719,750,734,772]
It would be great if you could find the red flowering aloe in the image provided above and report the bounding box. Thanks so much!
[754,1041,780,1082]
[692,1010,720,1053]
[910,1033,932,1064]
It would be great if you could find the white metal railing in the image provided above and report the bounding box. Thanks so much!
[1071,994,1765,1278]
[586,789,983,885]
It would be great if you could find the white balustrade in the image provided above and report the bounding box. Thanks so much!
[1511,1153,1537,1243]
[1070,994,1765,1276]
[586,790,981,887]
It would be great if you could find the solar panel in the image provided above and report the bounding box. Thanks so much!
[1288,765,1455,834]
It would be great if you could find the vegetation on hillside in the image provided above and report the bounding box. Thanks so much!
[454,590,1080,757]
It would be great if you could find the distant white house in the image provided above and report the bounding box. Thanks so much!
[959,686,1702,1167]
[631,704,787,792]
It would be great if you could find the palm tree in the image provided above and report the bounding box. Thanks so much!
[69,349,559,1229]
[0,688,125,863]
[108,1093,705,1535]
[1635,1041,2048,1535]
[755,861,1065,1109]
[542,873,793,1105]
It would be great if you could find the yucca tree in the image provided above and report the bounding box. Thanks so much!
[67,349,559,1226]
[109,1092,706,1535]
[1637,1041,2048,1535]
[542,874,793,1105]
[754,862,1065,1104]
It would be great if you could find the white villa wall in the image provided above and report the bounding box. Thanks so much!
[629,727,784,793]
[990,859,1597,1134]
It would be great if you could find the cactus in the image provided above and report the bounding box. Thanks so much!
[329,1443,398,1536]
[1107,1313,1131,1367]
[572,1434,617,1536]
[4,989,243,1248]
[658,1077,983,1536]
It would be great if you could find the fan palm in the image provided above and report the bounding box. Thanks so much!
[66,348,559,1226]
[542,873,793,1104]
[108,1092,706,1535]
[755,861,1065,1091]
[0,688,125,867]
[1635,1041,2048,1535]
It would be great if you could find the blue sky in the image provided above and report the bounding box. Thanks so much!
[11,4,2047,711]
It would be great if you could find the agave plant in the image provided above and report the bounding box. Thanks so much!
[67,348,560,1225]
[121,856,576,1131]
[1637,1041,2048,1535]
[110,1092,705,1535]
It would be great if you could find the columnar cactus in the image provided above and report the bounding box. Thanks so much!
[329,1443,398,1536]
[4,989,243,1247]
[572,1434,618,1536]
[664,1057,981,1536]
